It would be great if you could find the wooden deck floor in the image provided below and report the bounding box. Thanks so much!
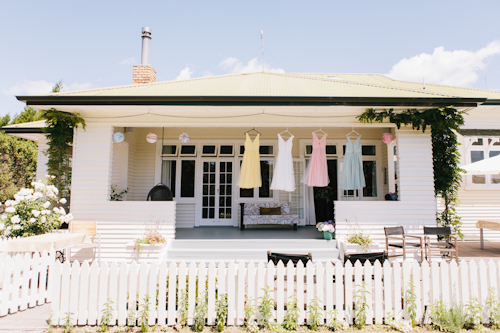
[458,241,500,258]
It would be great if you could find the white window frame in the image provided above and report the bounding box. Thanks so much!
[179,144,198,156]
[219,144,235,157]
[464,136,500,190]
[201,144,218,157]
[161,144,178,157]
[238,144,276,157]
[236,156,276,202]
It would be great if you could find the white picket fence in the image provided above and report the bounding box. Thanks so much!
[48,258,500,327]
[0,251,54,316]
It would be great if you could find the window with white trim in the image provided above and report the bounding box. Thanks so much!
[239,159,274,199]
[467,137,500,188]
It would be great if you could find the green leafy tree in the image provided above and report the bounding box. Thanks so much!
[0,133,38,202]
[359,106,464,237]
[11,107,43,124]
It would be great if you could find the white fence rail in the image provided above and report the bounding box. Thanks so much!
[0,251,54,316]
[48,259,500,327]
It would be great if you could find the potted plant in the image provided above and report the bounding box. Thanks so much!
[130,228,167,260]
[385,192,398,201]
[338,222,381,259]
[316,220,335,240]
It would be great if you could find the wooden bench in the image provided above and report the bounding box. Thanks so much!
[239,202,299,230]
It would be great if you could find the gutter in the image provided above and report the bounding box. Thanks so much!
[16,95,487,107]
[0,127,44,134]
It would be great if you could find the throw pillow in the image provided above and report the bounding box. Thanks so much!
[260,207,281,215]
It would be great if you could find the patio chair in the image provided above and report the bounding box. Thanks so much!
[267,251,312,266]
[344,251,388,265]
[384,226,424,261]
[423,226,458,263]
[70,221,101,263]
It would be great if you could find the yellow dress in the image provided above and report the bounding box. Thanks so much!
[238,133,262,188]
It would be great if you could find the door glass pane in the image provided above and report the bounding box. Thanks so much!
[259,160,273,198]
[362,161,377,197]
[180,160,195,197]
[161,160,176,197]
[202,161,216,218]
[291,161,305,219]
[219,161,232,219]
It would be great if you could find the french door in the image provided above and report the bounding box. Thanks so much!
[200,160,234,226]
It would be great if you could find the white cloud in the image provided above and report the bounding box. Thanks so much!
[176,67,194,80]
[387,40,500,87]
[120,56,136,65]
[65,82,95,91]
[3,79,96,96]
[219,57,285,74]
[4,80,54,95]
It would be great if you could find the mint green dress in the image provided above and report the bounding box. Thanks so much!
[340,135,365,190]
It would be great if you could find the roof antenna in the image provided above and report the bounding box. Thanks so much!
[423,77,426,90]
[261,30,264,72]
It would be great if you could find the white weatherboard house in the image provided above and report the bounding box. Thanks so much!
[13,65,500,262]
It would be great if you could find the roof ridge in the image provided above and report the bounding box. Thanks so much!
[277,72,455,98]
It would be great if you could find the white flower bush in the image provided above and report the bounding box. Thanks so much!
[0,177,73,238]
[389,319,412,333]
[316,222,335,233]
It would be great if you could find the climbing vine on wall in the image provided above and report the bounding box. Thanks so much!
[358,106,465,238]
[43,109,86,197]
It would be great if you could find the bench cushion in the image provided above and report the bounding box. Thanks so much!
[244,202,291,215]
[243,214,299,226]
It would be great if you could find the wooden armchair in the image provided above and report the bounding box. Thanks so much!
[423,226,458,263]
[384,226,424,261]
[70,221,101,263]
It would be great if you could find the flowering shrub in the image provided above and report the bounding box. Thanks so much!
[134,228,167,258]
[316,220,335,233]
[0,178,73,238]
[389,319,412,333]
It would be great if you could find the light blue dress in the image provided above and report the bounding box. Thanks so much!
[340,135,365,190]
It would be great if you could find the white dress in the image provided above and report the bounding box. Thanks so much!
[270,134,295,192]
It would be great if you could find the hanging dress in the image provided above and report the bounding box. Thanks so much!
[238,133,262,189]
[301,132,329,187]
[340,135,365,190]
[270,134,295,192]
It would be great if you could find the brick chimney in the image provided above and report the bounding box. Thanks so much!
[133,65,156,84]
[133,27,156,84]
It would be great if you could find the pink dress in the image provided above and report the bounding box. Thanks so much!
[301,132,329,187]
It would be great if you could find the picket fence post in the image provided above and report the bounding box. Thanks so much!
[10,253,500,329]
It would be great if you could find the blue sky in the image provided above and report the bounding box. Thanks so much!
[1,1,500,117]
